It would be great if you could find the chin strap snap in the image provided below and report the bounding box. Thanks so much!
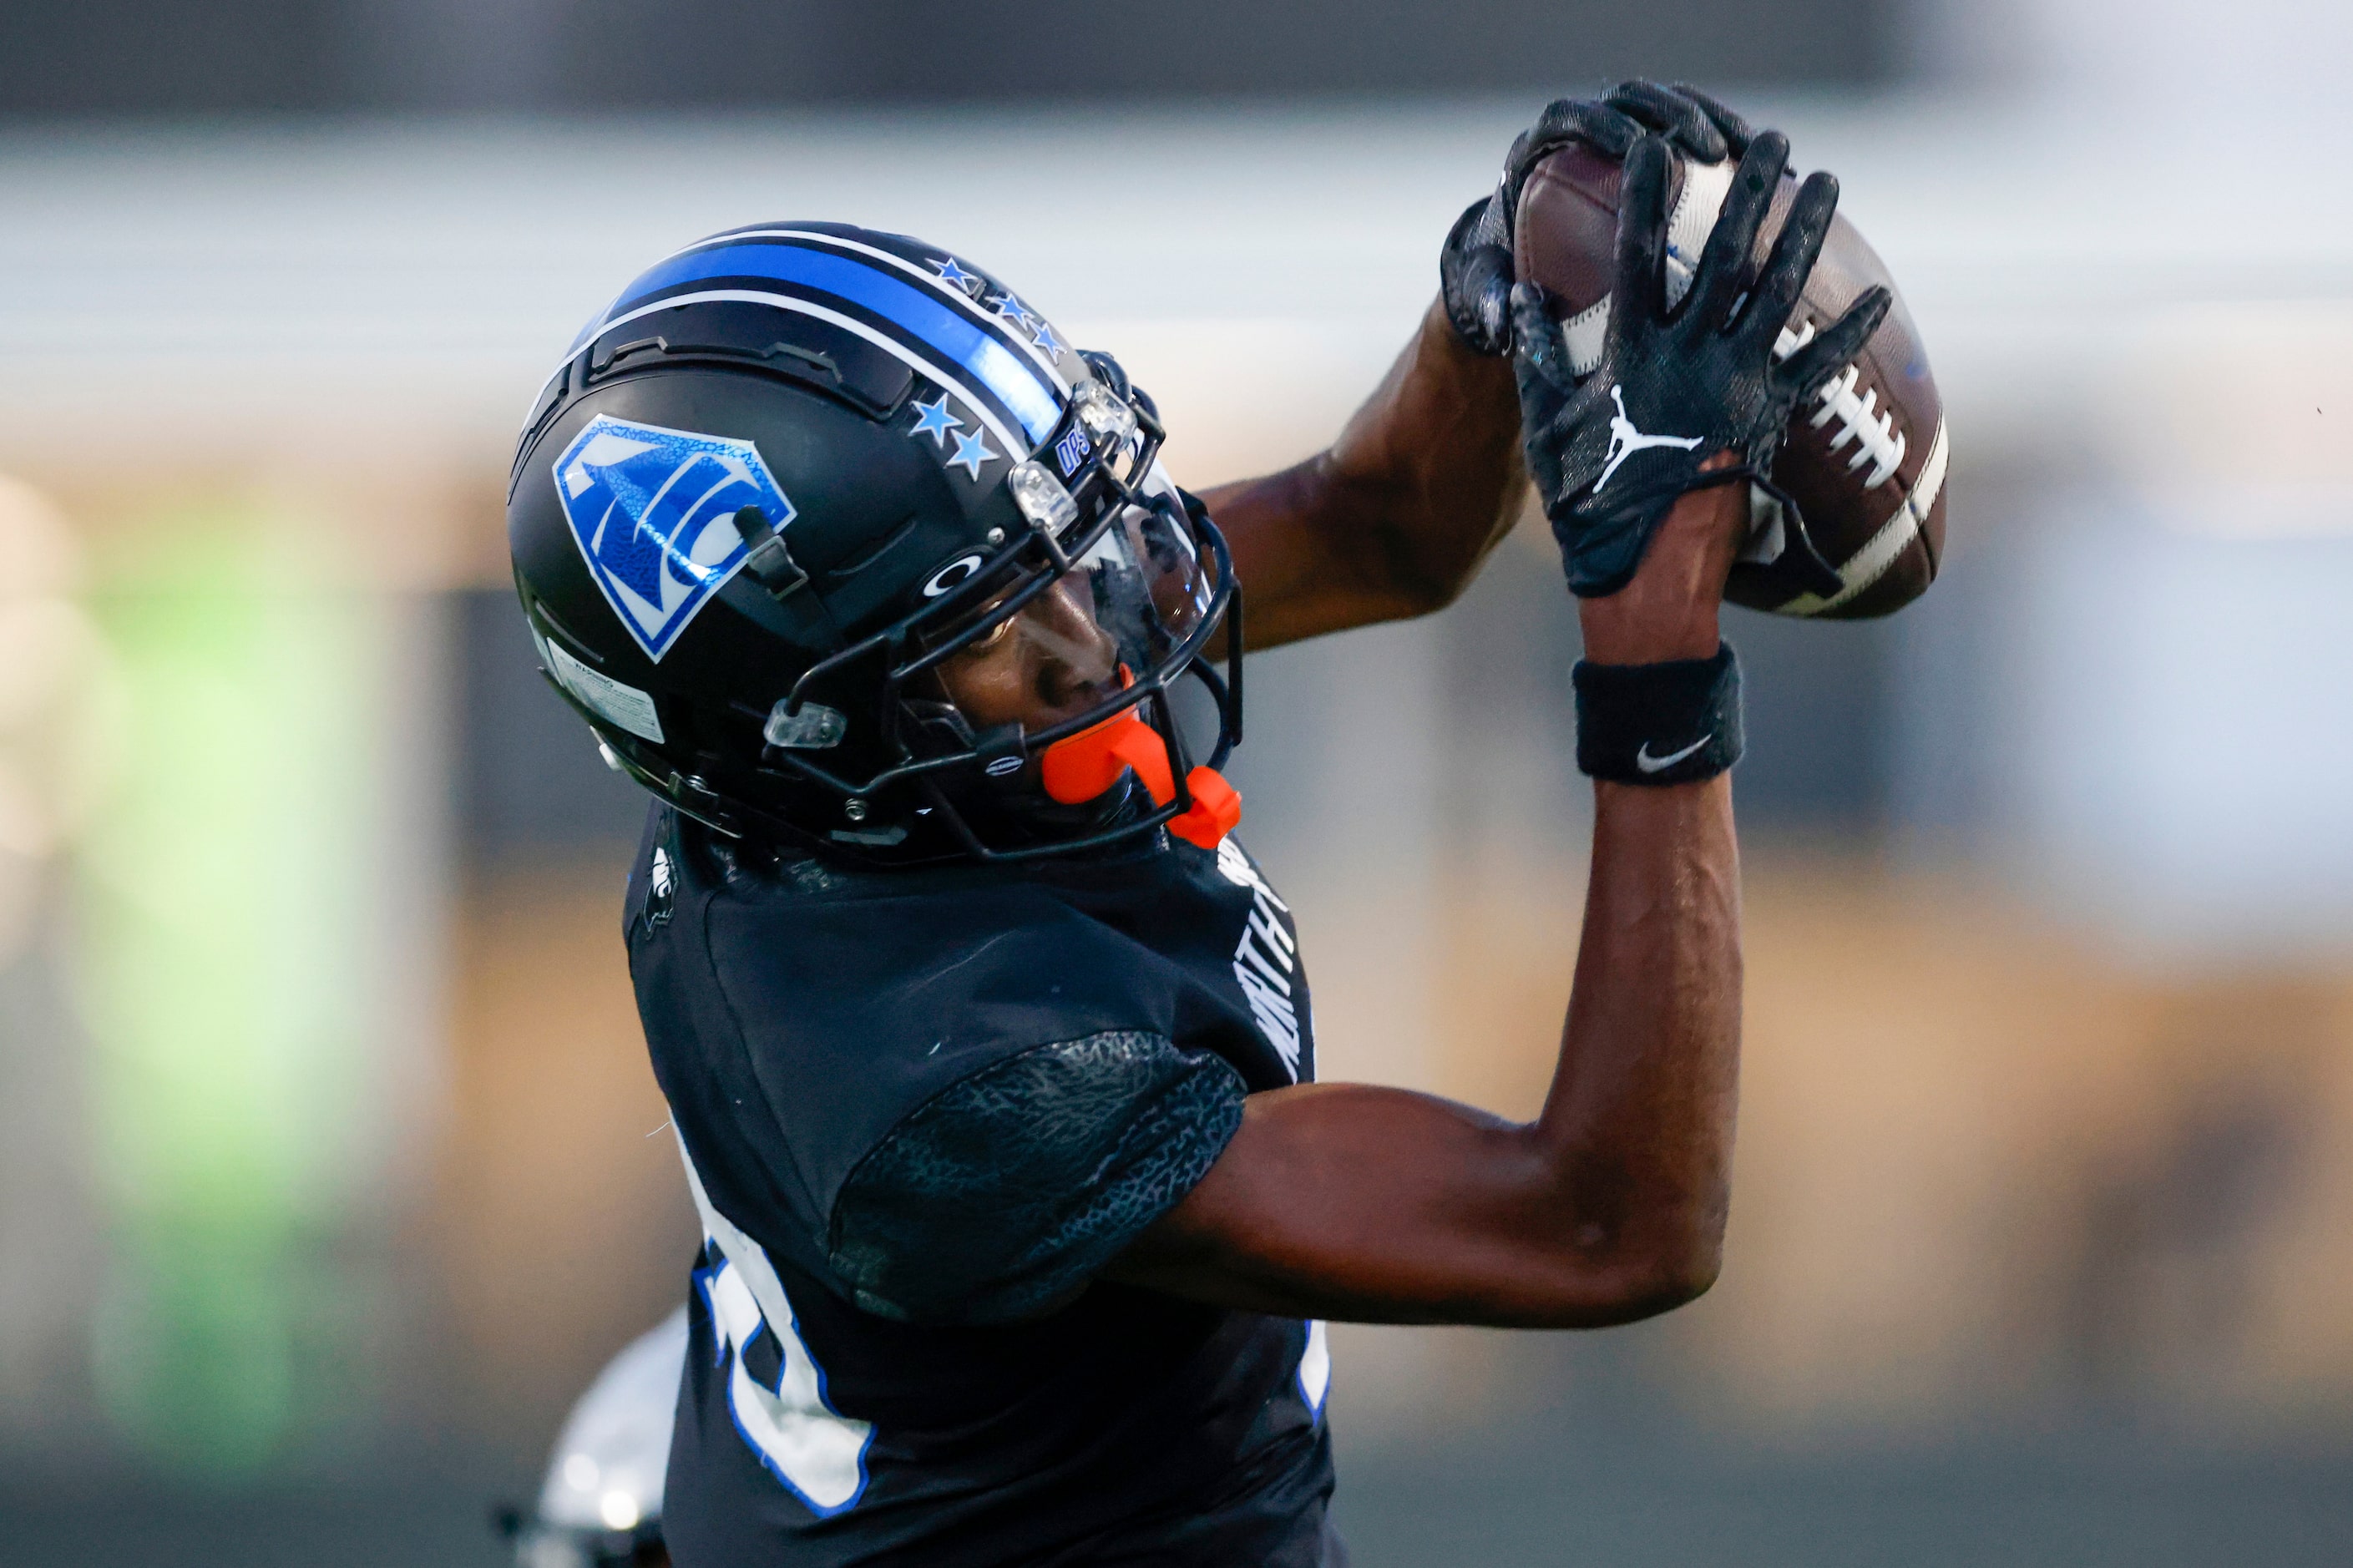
[1040,695,1242,851]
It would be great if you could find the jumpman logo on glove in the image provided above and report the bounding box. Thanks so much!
[1592,386,1702,493]
[1507,131,1889,598]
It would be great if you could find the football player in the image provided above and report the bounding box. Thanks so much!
[504,83,1887,1568]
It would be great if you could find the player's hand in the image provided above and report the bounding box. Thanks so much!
[1440,83,1754,357]
[1511,132,1890,599]
[1602,81,1753,163]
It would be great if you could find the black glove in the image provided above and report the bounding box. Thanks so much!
[1603,81,1753,162]
[1511,132,1891,598]
[1440,83,1756,357]
[1440,193,1518,357]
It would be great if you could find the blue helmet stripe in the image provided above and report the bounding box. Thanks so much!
[587,288,1029,458]
[610,242,1063,445]
[691,227,1074,397]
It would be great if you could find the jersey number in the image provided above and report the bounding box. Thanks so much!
[676,1130,1324,1513]
[677,1132,873,1515]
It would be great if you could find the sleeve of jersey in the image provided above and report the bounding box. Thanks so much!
[823,1030,1247,1326]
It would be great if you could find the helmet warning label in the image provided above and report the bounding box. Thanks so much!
[553,414,797,661]
[543,634,665,744]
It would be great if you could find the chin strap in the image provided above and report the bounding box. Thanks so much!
[1040,699,1242,851]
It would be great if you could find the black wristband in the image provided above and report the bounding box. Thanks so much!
[1572,643,1743,785]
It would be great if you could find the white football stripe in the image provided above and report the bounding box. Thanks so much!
[1664,156,1735,309]
[1563,294,1612,378]
[1779,414,1950,617]
[1557,154,1734,377]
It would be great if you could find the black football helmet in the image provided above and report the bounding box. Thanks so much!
[508,221,1242,862]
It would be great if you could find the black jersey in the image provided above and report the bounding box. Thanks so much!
[622,806,1336,1567]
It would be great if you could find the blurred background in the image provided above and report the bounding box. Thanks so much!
[5,1,2353,1563]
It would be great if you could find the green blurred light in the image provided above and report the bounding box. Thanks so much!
[74,514,382,1472]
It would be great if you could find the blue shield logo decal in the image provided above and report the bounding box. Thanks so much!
[553,415,797,661]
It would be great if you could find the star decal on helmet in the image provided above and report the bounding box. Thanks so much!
[992,291,1038,332]
[930,255,984,297]
[946,427,999,481]
[509,220,1239,868]
[908,392,963,448]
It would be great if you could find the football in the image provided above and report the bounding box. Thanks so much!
[1515,140,1949,618]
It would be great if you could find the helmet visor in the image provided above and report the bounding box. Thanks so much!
[916,482,1218,738]
[1079,483,1217,670]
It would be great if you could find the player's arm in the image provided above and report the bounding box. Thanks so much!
[1202,83,1763,653]
[1109,128,1890,1328]
[1108,479,1740,1327]
[1197,300,1528,650]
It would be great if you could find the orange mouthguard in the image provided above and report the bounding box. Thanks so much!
[1041,703,1174,806]
[1168,766,1242,851]
[1039,685,1242,850]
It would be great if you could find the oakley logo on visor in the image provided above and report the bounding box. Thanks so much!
[922,554,985,598]
[554,415,797,661]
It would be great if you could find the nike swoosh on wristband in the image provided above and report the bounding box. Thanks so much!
[1635,734,1713,774]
